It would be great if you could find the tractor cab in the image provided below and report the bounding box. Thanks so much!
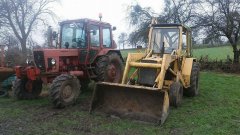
[59,19,116,49]
[57,19,117,64]
[150,24,192,57]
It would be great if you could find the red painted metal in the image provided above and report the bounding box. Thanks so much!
[69,71,84,77]
[26,66,40,81]
[15,18,121,86]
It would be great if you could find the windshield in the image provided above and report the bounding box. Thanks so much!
[151,28,179,53]
[61,22,86,48]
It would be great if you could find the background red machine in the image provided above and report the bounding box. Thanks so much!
[14,18,124,108]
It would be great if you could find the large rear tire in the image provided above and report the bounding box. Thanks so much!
[49,74,80,108]
[184,62,200,97]
[94,56,108,81]
[94,53,123,83]
[169,82,183,107]
[13,78,42,99]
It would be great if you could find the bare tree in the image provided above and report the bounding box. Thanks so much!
[0,0,57,58]
[118,32,128,49]
[0,31,19,48]
[126,4,154,45]
[126,1,199,46]
[160,0,199,24]
[197,0,240,63]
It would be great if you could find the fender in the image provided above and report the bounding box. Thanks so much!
[181,58,196,87]
[15,66,40,80]
[26,66,40,80]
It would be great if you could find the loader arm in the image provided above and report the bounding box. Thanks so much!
[121,53,146,84]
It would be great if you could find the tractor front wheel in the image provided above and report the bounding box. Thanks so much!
[50,74,80,108]
[13,78,42,99]
[169,82,183,107]
[184,62,200,97]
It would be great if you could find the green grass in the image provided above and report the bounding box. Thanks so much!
[193,46,233,60]
[120,45,234,60]
[120,48,144,59]
[0,72,240,134]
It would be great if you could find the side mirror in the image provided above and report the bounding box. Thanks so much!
[112,26,116,31]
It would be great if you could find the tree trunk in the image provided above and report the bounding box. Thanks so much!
[232,45,239,64]
[20,38,27,64]
[21,40,27,53]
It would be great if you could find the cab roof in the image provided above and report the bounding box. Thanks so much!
[59,18,111,26]
[152,23,191,31]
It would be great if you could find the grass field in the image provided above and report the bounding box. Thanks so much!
[193,46,234,60]
[120,45,235,60]
[0,72,240,135]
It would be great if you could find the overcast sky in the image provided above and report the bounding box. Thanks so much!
[36,0,164,45]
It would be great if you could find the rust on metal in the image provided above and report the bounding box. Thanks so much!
[90,82,169,124]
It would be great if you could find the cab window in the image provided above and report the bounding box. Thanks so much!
[103,28,111,48]
[61,22,86,48]
[182,33,187,49]
[89,25,100,47]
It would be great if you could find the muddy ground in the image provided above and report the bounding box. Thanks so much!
[1,72,240,135]
[0,91,154,135]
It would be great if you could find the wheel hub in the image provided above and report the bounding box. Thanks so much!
[107,64,117,81]
[62,85,73,100]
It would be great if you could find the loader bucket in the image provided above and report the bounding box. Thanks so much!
[90,82,169,125]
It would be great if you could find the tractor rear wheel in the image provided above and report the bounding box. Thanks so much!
[50,74,80,108]
[169,82,183,107]
[94,56,108,81]
[95,53,123,83]
[13,78,42,99]
[184,62,200,97]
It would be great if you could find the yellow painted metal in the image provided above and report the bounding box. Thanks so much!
[91,21,197,124]
[168,68,177,76]
[129,62,162,68]
[121,53,146,84]
[90,82,170,124]
[177,72,187,88]
[129,68,138,80]
[181,58,195,87]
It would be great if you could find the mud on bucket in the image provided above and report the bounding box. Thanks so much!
[90,82,169,125]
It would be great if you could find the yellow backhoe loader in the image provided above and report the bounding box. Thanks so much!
[90,19,200,125]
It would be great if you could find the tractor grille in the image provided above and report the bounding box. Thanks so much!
[33,51,45,71]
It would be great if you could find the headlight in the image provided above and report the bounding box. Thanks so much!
[26,58,30,64]
[51,58,56,65]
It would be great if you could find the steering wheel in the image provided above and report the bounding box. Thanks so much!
[75,38,86,48]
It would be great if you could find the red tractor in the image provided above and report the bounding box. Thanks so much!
[13,18,124,108]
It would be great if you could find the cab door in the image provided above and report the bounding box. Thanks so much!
[87,24,101,64]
